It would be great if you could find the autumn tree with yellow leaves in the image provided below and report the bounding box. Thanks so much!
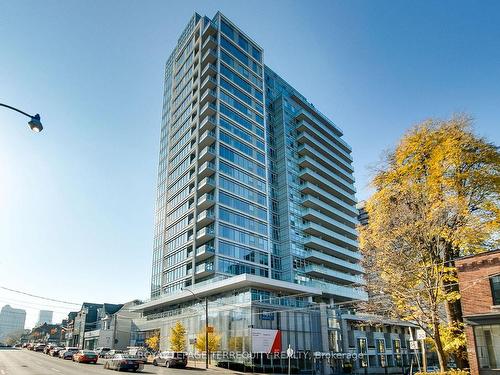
[359,115,499,372]
[195,327,221,363]
[145,330,160,352]
[169,321,187,351]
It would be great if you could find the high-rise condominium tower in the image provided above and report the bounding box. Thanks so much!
[136,13,367,367]
[150,12,364,303]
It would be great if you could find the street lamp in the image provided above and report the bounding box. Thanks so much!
[183,287,209,370]
[1,103,43,132]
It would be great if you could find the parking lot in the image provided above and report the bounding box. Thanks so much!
[0,349,227,375]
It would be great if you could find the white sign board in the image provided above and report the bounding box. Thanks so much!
[287,345,294,358]
[416,329,426,340]
[251,329,280,353]
[409,340,419,350]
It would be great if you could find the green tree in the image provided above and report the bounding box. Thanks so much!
[359,115,500,371]
[169,321,187,351]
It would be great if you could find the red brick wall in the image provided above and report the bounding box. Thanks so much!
[456,250,500,375]
[456,251,500,316]
[465,325,479,375]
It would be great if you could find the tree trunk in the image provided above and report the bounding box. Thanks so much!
[433,318,448,372]
[443,246,469,369]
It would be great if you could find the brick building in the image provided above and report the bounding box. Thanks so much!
[456,249,500,375]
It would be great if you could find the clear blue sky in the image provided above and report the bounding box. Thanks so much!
[1,0,499,328]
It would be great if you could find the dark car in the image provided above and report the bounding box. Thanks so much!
[152,351,187,368]
[49,347,64,356]
[59,347,79,359]
[104,354,144,372]
[34,343,46,352]
[73,350,98,364]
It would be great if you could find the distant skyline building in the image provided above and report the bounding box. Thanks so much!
[0,304,26,341]
[135,11,366,371]
[36,310,53,326]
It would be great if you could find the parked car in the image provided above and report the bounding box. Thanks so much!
[59,347,79,359]
[34,343,46,352]
[95,347,111,357]
[152,351,187,368]
[426,365,440,373]
[104,354,144,372]
[44,344,56,354]
[73,350,98,364]
[104,349,123,358]
[49,347,64,356]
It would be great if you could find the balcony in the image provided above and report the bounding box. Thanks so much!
[195,261,215,278]
[197,192,215,210]
[297,141,353,176]
[198,145,216,164]
[294,110,352,158]
[298,155,355,194]
[296,129,353,169]
[303,264,365,285]
[197,176,216,194]
[200,88,217,107]
[302,208,358,239]
[300,182,358,217]
[202,35,217,53]
[200,102,217,121]
[196,225,215,244]
[201,75,217,91]
[301,194,358,227]
[198,129,216,148]
[196,209,215,227]
[198,161,215,178]
[195,243,215,261]
[305,280,368,301]
[201,62,217,80]
[202,20,217,38]
[299,168,356,205]
[303,221,359,251]
[202,48,217,65]
[304,247,363,273]
[199,115,216,133]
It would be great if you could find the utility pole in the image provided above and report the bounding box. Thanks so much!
[205,296,209,369]
[421,340,427,372]
[183,288,209,370]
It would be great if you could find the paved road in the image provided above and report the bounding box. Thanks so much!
[0,349,213,375]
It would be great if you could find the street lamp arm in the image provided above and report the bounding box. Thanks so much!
[183,288,205,307]
[0,103,43,132]
[0,103,34,118]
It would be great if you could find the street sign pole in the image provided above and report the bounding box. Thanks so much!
[287,344,294,375]
[416,329,426,372]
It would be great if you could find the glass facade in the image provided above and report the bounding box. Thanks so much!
[151,11,366,304]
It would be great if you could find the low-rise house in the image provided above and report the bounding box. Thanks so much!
[456,249,500,375]
[83,301,141,350]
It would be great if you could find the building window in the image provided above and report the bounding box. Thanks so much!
[358,338,368,368]
[474,324,500,369]
[393,339,402,366]
[376,339,387,367]
[490,275,500,305]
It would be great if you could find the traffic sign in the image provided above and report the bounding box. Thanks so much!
[286,345,294,358]
[409,340,419,350]
[416,329,426,340]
